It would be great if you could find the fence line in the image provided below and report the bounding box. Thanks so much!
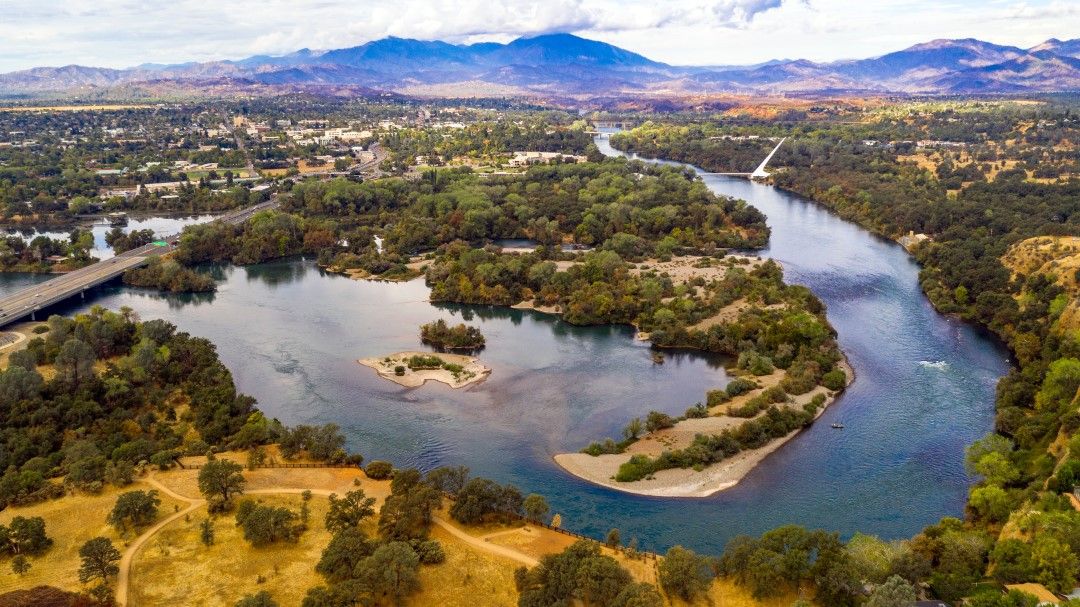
[175,460,359,471]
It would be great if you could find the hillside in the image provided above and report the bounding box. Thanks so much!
[1002,236,1080,336]
[2,35,1080,98]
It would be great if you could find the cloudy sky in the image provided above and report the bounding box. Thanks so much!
[1,0,1078,72]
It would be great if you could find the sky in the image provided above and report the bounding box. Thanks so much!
[1,0,1078,72]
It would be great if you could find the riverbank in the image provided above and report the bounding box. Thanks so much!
[555,356,854,498]
[358,351,491,389]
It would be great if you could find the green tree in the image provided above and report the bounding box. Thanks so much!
[866,575,917,607]
[969,485,1012,522]
[1031,535,1079,593]
[55,338,95,386]
[238,503,302,546]
[355,542,420,606]
[659,545,713,601]
[623,417,643,441]
[606,528,621,548]
[316,528,374,582]
[577,555,633,606]
[10,555,30,576]
[5,516,52,555]
[324,489,376,533]
[197,458,246,505]
[78,537,121,584]
[200,519,215,547]
[523,494,549,522]
[107,490,161,532]
[612,582,663,607]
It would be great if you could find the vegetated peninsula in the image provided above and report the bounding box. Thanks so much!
[358,351,491,389]
[548,256,852,497]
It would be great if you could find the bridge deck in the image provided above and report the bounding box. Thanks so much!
[0,199,277,328]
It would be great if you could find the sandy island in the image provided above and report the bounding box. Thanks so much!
[358,351,491,389]
[555,356,854,498]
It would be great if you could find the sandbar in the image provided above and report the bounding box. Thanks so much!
[359,351,490,389]
[554,357,854,497]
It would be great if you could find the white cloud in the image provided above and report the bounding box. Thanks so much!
[0,0,1076,72]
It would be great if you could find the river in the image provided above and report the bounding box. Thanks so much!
[0,138,1009,554]
[3,214,216,260]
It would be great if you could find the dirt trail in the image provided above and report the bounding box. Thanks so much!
[114,477,540,605]
[116,475,206,605]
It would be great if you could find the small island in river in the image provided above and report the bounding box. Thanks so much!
[359,351,491,389]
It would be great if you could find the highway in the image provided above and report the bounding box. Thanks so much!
[0,198,277,328]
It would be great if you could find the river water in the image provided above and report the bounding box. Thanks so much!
[0,138,1009,554]
[3,214,216,260]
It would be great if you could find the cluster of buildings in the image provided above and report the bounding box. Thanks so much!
[507,151,587,167]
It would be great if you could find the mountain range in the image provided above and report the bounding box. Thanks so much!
[2,33,1079,98]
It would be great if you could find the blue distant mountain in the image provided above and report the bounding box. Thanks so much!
[1,33,1078,97]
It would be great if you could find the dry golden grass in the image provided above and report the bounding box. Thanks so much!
[150,466,388,503]
[1002,236,1080,336]
[129,495,331,607]
[485,524,577,563]
[668,577,811,607]
[0,481,184,594]
[1,464,797,607]
[408,525,520,607]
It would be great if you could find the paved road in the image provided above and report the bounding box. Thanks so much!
[0,199,277,328]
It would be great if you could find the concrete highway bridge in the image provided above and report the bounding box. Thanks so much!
[0,199,278,329]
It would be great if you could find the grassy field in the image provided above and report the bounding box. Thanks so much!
[129,494,332,606]
[0,463,801,607]
[410,525,520,607]
[0,481,184,594]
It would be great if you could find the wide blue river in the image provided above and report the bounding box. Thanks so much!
[0,136,1009,554]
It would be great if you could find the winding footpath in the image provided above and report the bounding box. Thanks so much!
[114,474,538,606]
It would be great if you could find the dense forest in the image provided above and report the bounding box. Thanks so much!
[0,307,356,510]
[171,159,768,280]
[612,102,1080,605]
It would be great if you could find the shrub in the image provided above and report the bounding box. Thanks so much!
[410,539,446,564]
[822,369,847,390]
[615,455,657,482]
[725,377,757,397]
[645,411,675,432]
[394,365,406,376]
[365,461,393,480]
[738,352,775,376]
[583,439,621,456]
[685,403,709,418]
[706,389,730,406]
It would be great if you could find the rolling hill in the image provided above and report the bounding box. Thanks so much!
[1,33,1078,98]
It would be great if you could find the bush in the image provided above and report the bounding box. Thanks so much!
[645,411,675,432]
[582,439,621,456]
[685,403,709,418]
[410,539,446,564]
[615,455,657,482]
[407,355,443,370]
[365,461,393,480]
[725,377,757,397]
[394,365,406,376]
[738,352,775,376]
[706,389,730,406]
[822,369,847,390]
